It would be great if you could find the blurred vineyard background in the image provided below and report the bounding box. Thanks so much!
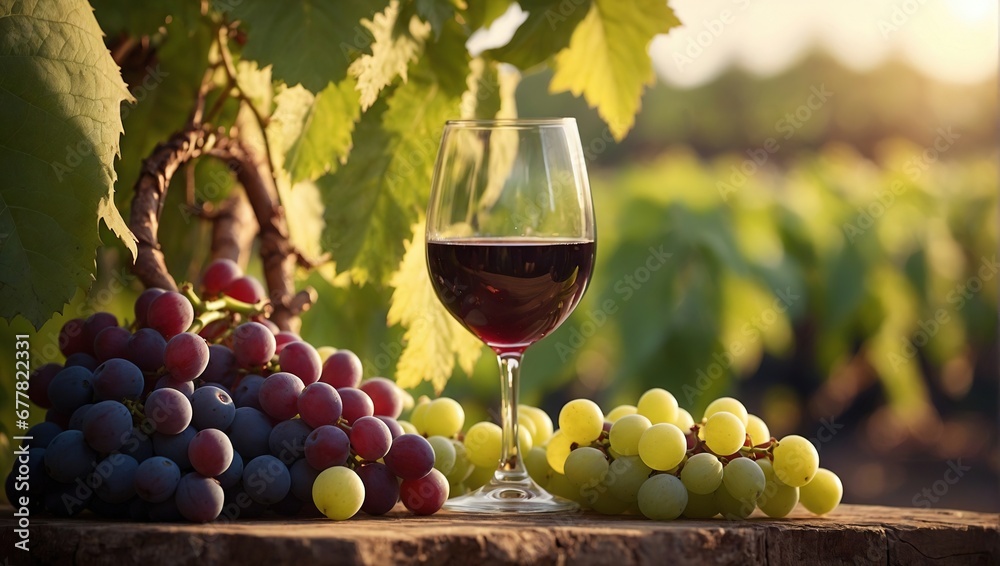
[2,2,997,512]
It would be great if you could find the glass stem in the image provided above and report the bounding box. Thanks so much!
[495,351,528,482]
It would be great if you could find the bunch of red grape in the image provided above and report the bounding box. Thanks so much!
[8,259,445,523]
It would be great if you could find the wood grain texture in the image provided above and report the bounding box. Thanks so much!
[1,505,996,565]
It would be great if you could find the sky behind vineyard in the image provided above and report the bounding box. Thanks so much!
[470,0,997,87]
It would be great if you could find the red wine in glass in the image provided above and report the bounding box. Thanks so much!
[427,239,595,353]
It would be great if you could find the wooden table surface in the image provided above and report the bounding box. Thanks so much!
[2,504,997,565]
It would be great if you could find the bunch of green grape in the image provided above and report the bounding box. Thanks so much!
[526,389,843,520]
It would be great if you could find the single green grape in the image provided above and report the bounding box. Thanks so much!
[703,397,749,426]
[798,468,842,515]
[609,414,652,456]
[423,397,465,438]
[524,446,552,484]
[465,465,494,490]
[715,483,755,519]
[427,435,457,476]
[680,452,724,494]
[564,446,609,488]
[772,435,819,487]
[559,399,605,444]
[591,489,630,515]
[446,439,474,483]
[758,480,799,518]
[722,457,766,504]
[745,414,770,445]
[397,420,419,435]
[638,474,688,520]
[672,408,695,432]
[606,455,653,503]
[519,405,554,446]
[636,388,678,424]
[545,430,574,474]
[638,423,687,471]
[464,421,502,468]
[313,466,365,521]
[410,398,431,434]
[702,412,747,456]
[606,404,638,423]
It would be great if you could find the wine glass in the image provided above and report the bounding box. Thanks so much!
[426,118,596,513]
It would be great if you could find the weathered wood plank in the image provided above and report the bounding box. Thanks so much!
[1,505,996,565]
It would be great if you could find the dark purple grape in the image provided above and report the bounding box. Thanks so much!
[68,403,93,430]
[92,358,144,401]
[82,400,133,453]
[58,318,90,357]
[64,352,99,370]
[278,341,321,384]
[224,275,266,304]
[152,426,197,469]
[383,434,434,480]
[28,363,62,409]
[134,456,181,502]
[201,258,242,297]
[164,332,210,382]
[233,374,265,410]
[357,462,400,516]
[359,377,403,418]
[147,497,183,522]
[297,382,342,428]
[83,312,119,346]
[376,416,404,439]
[304,425,350,470]
[350,416,392,461]
[93,326,131,362]
[256,317,280,334]
[146,291,195,339]
[90,453,138,503]
[127,328,167,372]
[44,430,97,483]
[228,407,273,460]
[47,366,94,413]
[134,288,166,328]
[45,480,91,517]
[289,458,319,502]
[338,387,374,425]
[272,492,304,516]
[217,451,243,489]
[154,375,195,396]
[319,350,363,388]
[242,455,290,505]
[190,385,236,430]
[268,419,311,464]
[45,409,71,429]
[400,468,449,515]
[144,388,192,435]
[189,428,234,477]
[259,372,304,421]
[232,322,276,368]
[120,426,154,462]
[175,473,224,522]
[22,421,62,448]
[200,344,238,386]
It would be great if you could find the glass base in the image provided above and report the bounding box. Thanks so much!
[444,475,579,514]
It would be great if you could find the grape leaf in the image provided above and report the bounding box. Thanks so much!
[461,58,519,119]
[422,17,472,98]
[412,0,456,39]
[319,75,462,285]
[350,1,431,111]
[283,79,361,184]
[388,219,483,392]
[0,0,135,328]
[464,0,513,29]
[489,0,592,69]
[549,0,680,141]
[225,0,390,93]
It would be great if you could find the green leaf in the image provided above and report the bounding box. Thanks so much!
[320,77,462,285]
[421,17,472,98]
[0,0,135,328]
[350,1,431,110]
[388,219,483,392]
[282,79,361,184]
[549,0,680,141]
[226,0,390,93]
[464,0,513,29]
[413,0,456,38]
[489,0,591,69]
[89,0,194,36]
